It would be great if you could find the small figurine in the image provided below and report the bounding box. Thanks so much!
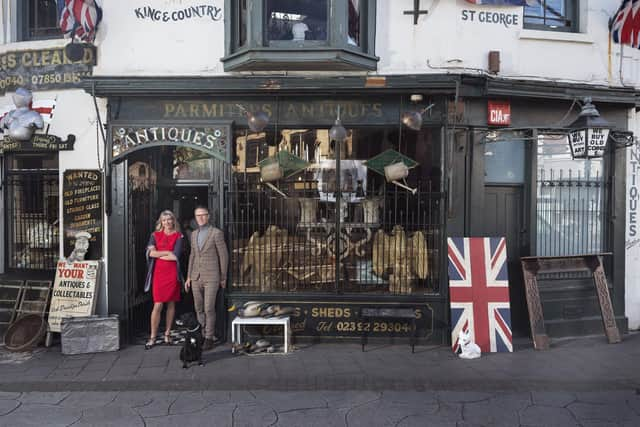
[458,329,481,360]
[0,88,44,141]
[66,231,92,264]
[291,22,309,41]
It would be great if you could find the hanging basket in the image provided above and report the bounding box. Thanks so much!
[3,314,47,352]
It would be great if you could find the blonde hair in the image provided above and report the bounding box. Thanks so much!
[155,210,180,231]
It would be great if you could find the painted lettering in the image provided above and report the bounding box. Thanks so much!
[134,4,223,22]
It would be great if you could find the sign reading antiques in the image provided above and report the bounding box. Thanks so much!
[0,45,96,94]
[48,261,100,333]
[112,126,228,162]
[63,170,103,259]
[231,301,434,339]
[0,134,75,154]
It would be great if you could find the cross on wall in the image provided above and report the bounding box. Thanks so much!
[403,0,429,25]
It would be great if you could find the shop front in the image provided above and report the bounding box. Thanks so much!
[91,74,634,345]
[104,90,447,344]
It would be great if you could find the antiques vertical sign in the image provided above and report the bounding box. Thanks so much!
[48,261,100,333]
[63,170,103,259]
[626,142,640,329]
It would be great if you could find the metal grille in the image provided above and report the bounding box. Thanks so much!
[536,167,608,256]
[5,173,59,270]
[228,176,444,295]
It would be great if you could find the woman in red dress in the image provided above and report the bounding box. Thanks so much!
[144,210,184,349]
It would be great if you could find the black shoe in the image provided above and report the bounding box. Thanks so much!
[203,338,214,351]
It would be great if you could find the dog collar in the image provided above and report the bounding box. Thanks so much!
[187,324,201,333]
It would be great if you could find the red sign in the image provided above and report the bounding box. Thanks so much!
[487,100,511,126]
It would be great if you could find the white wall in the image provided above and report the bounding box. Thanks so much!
[87,0,640,88]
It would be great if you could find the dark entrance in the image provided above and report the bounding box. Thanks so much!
[109,144,230,342]
[482,138,530,337]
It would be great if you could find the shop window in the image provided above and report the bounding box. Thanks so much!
[524,0,578,32]
[18,0,62,41]
[4,154,59,271]
[223,0,378,71]
[228,125,443,296]
[536,134,605,256]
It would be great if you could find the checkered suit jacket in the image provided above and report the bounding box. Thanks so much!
[187,226,229,284]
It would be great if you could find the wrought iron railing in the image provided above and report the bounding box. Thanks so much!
[536,168,609,256]
[5,173,59,270]
[228,176,444,295]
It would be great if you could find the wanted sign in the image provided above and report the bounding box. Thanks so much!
[48,261,100,332]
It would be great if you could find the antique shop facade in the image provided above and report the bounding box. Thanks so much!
[85,73,635,344]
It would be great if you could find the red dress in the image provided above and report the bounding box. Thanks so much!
[151,231,181,303]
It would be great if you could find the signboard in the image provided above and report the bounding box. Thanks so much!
[229,301,434,339]
[0,45,96,95]
[569,128,609,158]
[63,170,103,259]
[112,126,228,162]
[0,134,75,154]
[48,261,100,333]
[487,100,511,126]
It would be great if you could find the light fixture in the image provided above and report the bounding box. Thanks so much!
[236,104,269,132]
[401,102,435,131]
[567,97,611,159]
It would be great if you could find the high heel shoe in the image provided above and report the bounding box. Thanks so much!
[144,340,155,350]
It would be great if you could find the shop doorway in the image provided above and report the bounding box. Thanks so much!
[483,139,530,337]
[110,145,229,342]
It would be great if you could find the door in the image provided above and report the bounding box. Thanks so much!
[483,138,530,337]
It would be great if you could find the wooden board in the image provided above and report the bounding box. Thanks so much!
[0,280,24,337]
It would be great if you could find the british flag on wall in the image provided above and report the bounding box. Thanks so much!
[610,0,640,49]
[448,237,513,354]
[57,0,102,42]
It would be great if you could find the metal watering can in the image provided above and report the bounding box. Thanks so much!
[383,162,417,194]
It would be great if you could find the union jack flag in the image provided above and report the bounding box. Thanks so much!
[610,0,640,48]
[58,0,102,42]
[465,0,531,5]
[448,237,513,354]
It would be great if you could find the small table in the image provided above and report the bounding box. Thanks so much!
[231,315,291,354]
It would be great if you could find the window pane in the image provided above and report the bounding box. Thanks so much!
[28,0,60,39]
[536,135,605,256]
[484,139,525,184]
[266,0,327,42]
[238,0,247,47]
[348,0,360,46]
[524,0,572,30]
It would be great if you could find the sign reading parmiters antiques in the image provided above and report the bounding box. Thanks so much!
[0,45,96,94]
[48,261,101,333]
[112,126,228,162]
[63,170,103,260]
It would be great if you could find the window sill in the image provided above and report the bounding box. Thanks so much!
[221,47,379,72]
[519,29,593,44]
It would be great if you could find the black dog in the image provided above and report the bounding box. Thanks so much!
[177,312,204,369]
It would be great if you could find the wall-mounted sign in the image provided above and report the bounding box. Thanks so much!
[228,301,434,339]
[48,260,100,333]
[460,9,520,28]
[487,100,511,126]
[134,3,222,22]
[112,126,228,162]
[0,45,96,95]
[569,128,609,158]
[0,134,75,154]
[63,170,103,260]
